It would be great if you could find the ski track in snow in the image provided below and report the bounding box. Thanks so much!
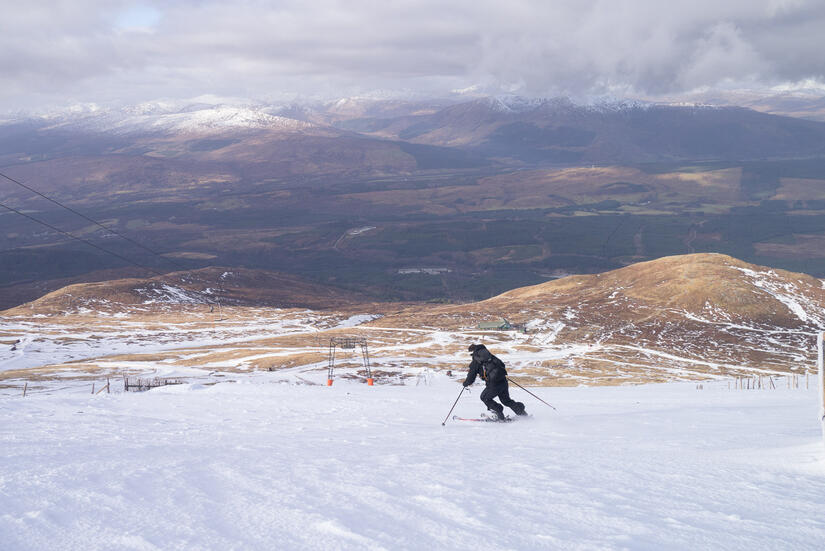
[1,377,824,550]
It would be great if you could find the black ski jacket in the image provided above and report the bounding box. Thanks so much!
[463,345,507,387]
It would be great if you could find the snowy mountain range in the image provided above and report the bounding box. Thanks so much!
[0,95,727,135]
[6,94,825,164]
[24,102,313,135]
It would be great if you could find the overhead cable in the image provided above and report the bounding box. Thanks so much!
[0,198,166,277]
[0,170,188,271]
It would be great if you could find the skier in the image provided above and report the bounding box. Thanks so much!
[462,344,526,421]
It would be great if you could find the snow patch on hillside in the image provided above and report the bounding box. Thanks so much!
[0,310,332,373]
[135,284,204,305]
[145,106,309,133]
[526,319,565,343]
[336,314,382,328]
[733,267,820,324]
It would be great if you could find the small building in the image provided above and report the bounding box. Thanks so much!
[477,319,512,331]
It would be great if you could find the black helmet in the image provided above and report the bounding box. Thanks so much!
[473,345,491,362]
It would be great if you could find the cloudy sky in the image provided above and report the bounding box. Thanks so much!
[3,0,825,112]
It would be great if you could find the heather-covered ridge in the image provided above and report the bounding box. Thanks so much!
[3,266,372,315]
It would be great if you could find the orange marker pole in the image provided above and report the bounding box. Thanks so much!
[367,378,374,386]
[327,379,333,386]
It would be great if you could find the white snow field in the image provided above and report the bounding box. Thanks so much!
[2,376,824,551]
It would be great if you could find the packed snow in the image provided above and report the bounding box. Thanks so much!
[1,376,823,550]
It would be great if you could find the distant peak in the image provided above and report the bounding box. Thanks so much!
[473,95,655,115]
[15,102,313,135]
[485,95,550,113]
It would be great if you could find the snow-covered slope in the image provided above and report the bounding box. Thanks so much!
[1,377,823,550]
[3,252,824,550]
[137,105,310,133]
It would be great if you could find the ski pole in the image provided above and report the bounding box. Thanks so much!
[508,377,557,411]
[442,386,468,425]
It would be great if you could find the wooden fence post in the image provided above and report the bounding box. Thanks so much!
[22,382,27,397]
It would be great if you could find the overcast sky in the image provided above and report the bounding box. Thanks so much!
[3,0,825,112]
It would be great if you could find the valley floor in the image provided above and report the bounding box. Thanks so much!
[1,376,824,550]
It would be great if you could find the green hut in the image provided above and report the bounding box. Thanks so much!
[477,319,512,330]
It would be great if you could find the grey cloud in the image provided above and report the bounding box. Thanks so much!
[2,0,825,111]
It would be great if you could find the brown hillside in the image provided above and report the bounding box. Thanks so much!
[384,253,825,329]
[490,253,824,325]
[2,267,370,316]
[370,254,824,379]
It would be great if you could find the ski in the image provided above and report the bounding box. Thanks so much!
[452,414,513,423]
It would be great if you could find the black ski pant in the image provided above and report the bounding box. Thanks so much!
[480,381,525,415]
